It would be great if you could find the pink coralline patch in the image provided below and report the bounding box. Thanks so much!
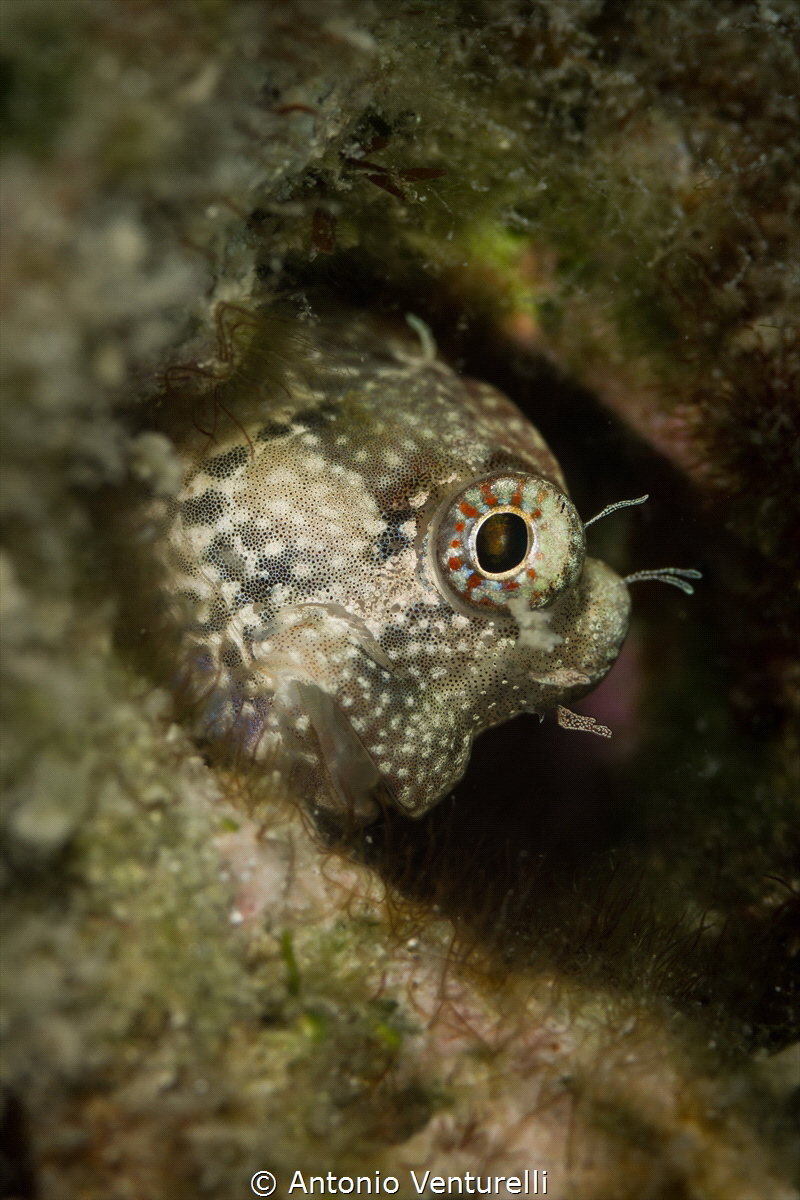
[372,946,576,1188]
[214,814,383,929]
[574,366,707,483]
[215,822,291,926]
[374,937,724,1199]
[638,404,711,481]
[502,314,713,487]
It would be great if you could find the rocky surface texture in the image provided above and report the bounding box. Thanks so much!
[1,3,798,1198]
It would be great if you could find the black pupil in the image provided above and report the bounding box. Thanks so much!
[475,512,529,575]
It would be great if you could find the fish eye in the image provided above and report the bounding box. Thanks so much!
[474,510,531,576]
[429,471,586,617]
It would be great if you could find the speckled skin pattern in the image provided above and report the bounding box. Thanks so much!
[152,315,630,820]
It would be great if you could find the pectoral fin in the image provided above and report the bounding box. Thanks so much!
[295,682,392,823]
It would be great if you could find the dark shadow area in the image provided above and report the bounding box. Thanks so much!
[0,1088,37,1200]
[357,703,798,1052]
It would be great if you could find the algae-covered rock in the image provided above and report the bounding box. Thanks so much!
[1,2,797,1198]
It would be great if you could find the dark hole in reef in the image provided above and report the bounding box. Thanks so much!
[475,510,529,574]
[179,250,794,1049]
[269,271,796,1051]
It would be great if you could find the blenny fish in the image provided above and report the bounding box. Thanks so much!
[146,312,698,823]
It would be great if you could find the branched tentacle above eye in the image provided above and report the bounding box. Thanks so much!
[584,494,649,528]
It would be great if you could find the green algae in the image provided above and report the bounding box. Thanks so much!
[0,7,83,157]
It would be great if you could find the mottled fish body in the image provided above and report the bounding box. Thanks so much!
[152,316,630,820]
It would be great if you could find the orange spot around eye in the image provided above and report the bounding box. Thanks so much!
[480,483,497,505]
[448,556,463,570]
[467,573,482,589]
[527,568,538,579]
[455,521,466,532]
[536,490,545,505]
[512,483,524,506]
[460,502,479,518]
[503,581,520,590]
[531,509,541,520]
[450,538,461,548]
